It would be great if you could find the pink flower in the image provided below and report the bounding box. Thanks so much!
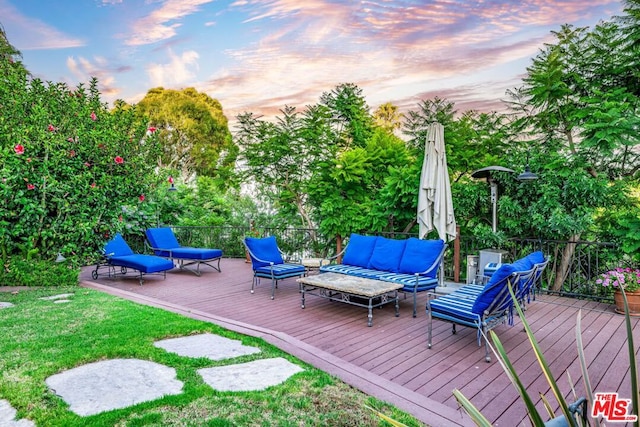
[148,126,157,133]
[90,111,97,121]
[114,156,124,164]
[14,144,24,155]
[168,176,174,184]
[69,150,76,157]
[47,124,56,132]
[90,183,96,188]
[139,194,145,202]
[67,137,74,143]
[26,183,35,190]
[84,162,91,167]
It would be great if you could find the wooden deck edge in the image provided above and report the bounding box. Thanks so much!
[81,280,474,427]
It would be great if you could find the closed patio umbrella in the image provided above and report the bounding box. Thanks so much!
[417,122,456,242]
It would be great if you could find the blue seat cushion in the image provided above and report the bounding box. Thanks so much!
[255,263,305,278]
[429,294,480,327]
[104,233,134,257]
[398,238,445,276]
[367,237,406,273]
[170,247,223,260]
[109,254,174,274]
[245,236,284,268]
[145,227,181,254]
[318,265,438,291]
[472,263,516,315]
[342,234,378,268]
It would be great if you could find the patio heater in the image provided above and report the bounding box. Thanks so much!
[470,166,514,281]
[470,166,514,233]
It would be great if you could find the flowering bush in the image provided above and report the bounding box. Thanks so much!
[0,37,162,269]
[596,268,640,293]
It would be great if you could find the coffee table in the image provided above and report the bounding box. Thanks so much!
[297,272,402,326]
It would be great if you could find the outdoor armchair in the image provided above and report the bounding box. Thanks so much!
[427,263,535,362]
[243,236,306,300]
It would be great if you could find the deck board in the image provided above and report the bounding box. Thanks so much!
[80,258,640,427]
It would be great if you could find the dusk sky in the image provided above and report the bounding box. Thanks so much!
[0,0,624,124]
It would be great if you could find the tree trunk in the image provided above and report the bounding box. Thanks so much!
[552,233,581,291]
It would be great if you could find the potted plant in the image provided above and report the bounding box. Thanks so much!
[596,267,640,316]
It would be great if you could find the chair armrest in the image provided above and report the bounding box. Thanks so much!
[322,246,347,264]
[144,241,175,257]
[414,243,447,286]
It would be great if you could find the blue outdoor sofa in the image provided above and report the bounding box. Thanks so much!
[145,227,223,276]
[319,234,446,317]
[91,233,175,286]
[426,251,547,362]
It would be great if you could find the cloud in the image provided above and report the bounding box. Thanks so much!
[0,0,84,50]
[146,49,200,87]
[207,0,620,122]
[126,0,216,46]
[66,55,128,98]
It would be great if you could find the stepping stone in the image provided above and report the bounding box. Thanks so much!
[0,399,35,426]
[198,357,304,392]
[45,359,183,416]
[154,333,260,361]
[39,293,74,301]
[0,302,14,309]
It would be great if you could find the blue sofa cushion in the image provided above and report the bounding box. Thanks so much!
[105,233,134,257]
[398,238,445,276]
[343,234,378,268]
[245,236,284,268]
[472,263,516,314]
[367,237,406,273]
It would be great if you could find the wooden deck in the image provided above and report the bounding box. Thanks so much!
[79,258,640,427]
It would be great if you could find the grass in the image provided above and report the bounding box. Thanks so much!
[0,286,424,426]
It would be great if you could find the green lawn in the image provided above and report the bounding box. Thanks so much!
[0,287,423,426]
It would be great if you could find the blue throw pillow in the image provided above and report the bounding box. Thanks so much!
[398,238,445,276]
[245,236,284,268]
[472,263,516,314]
[367,237,407,273]
[343,234,378,268]
[104,233,134,257]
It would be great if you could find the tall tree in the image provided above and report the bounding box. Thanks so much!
[136,87,238,189]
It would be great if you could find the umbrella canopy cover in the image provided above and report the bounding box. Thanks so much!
[417,122,457,242]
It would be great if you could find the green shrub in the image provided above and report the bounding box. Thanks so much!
[0,258,79,287]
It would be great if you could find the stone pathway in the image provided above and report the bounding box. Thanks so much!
[0,296,304,422]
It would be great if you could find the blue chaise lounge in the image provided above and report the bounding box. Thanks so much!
[91,233,175,286]
[145,227,223,276]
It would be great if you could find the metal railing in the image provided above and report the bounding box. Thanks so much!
[125,226,626,301]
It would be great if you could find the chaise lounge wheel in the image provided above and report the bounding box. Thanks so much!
[91,270,98,280]
[485,356,491,363]
[121,267,127,274]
